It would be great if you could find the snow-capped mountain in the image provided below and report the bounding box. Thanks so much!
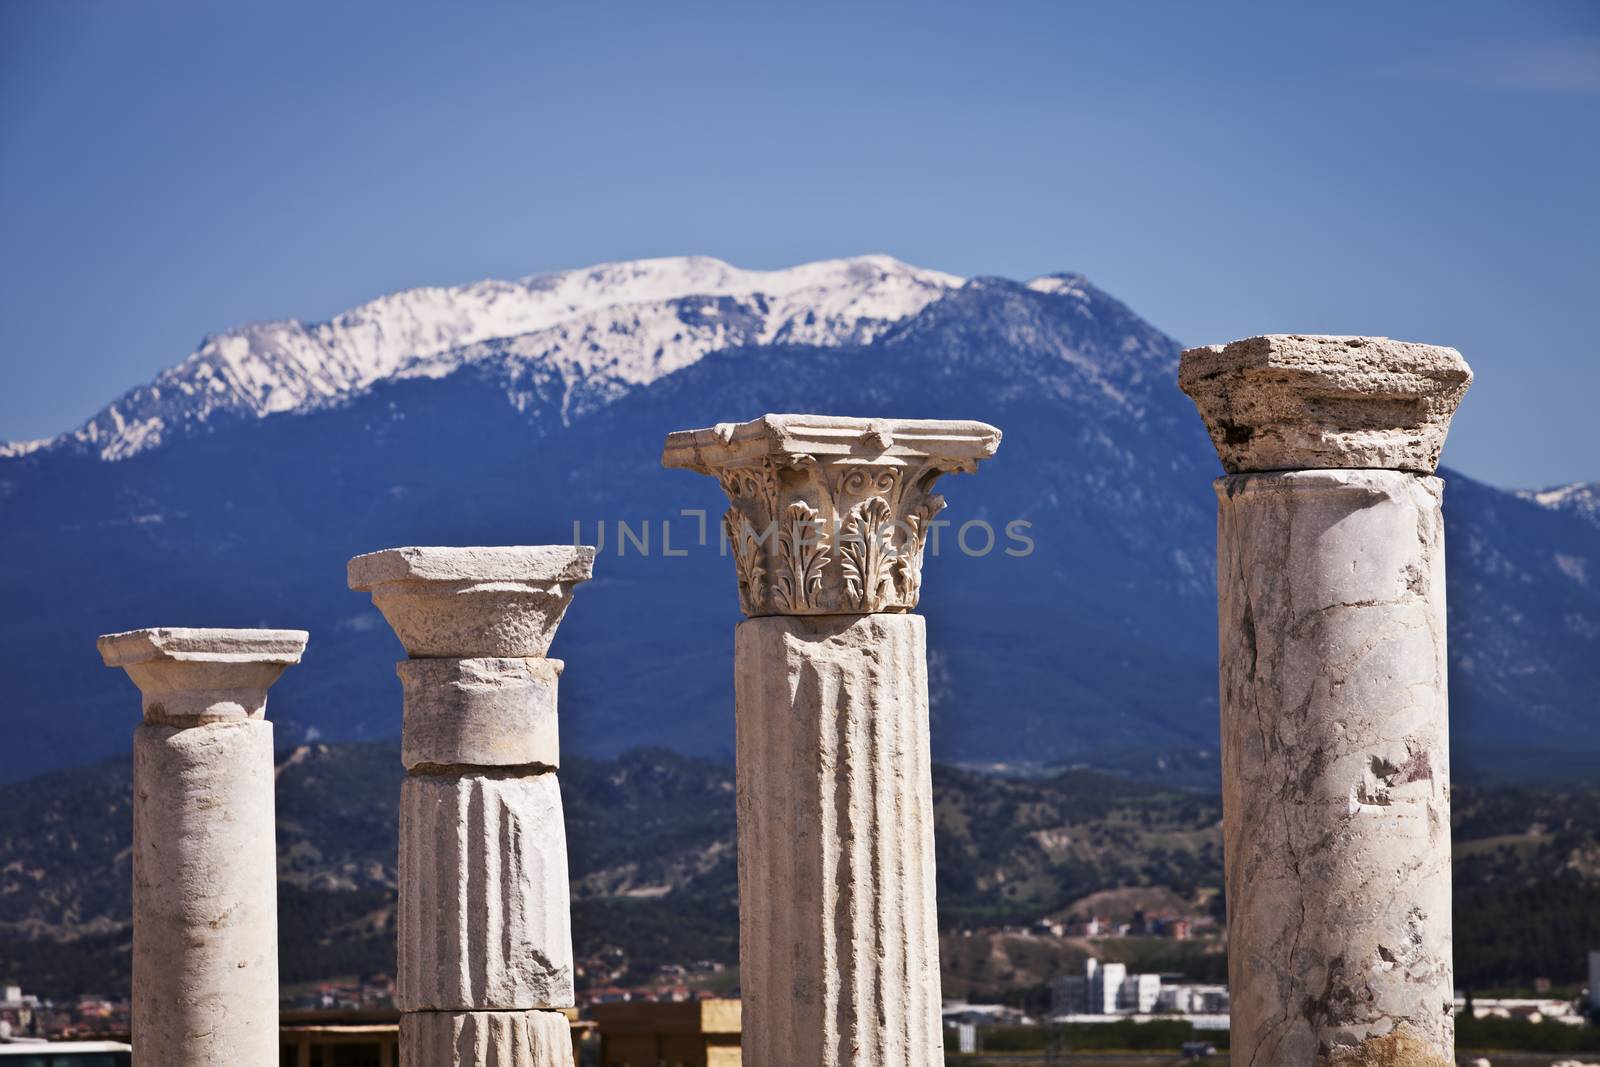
[1,256,1597,788]
[1521,482,1600,532]
[4,255,962,461]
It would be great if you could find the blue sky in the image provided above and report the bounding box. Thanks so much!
[2,1,1595,488]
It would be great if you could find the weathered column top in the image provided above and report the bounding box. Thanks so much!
[662,414,1002,616]
[97,627,309,726]
[348,545,595,658]
[1178,335,1471,474]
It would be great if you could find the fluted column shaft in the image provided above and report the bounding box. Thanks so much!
[349,546,593,1067]
[663,414,1003,1067]
[735,614,941,1066]
[99,627,308,1067]
[1180,334,1472,1067]
[396,660,573,1016]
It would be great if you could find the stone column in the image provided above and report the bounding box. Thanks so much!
[347,546,594,1067]
[1179,335,1473,1067]
[98,626,309,1067]
[663,414,1002,1067]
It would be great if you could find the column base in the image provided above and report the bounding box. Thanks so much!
[401,1009,574,1067]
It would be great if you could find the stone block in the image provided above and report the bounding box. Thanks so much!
[348,545,595,658]
[400,657,561,771]
[1179,334,1471,474]
[400,1010,574,1067]
[399,771,574,1011]
[98,627,307,725]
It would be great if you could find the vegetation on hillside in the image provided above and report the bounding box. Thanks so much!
[1,743,1596,999]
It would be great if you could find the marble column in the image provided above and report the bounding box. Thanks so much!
[98,626,309,1067]
[662,414,1002,1067]
[1179,335,1473,1067]
[347,546,594,1067]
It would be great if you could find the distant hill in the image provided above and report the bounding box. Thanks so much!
[2,257,1599,784]
[1,742,1596,999]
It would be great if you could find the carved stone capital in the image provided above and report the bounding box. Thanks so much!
[662,414,1001,616]
[1178,335,1471,474]
[97,627,309,725]
[348,546,595,658]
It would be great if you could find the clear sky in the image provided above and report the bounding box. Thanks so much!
[2,1,1595,488]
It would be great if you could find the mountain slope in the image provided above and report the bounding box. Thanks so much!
[1,258,1597,784]
[1521,482,1600,532]
[3,741,1595,998]
[3,255,959,460]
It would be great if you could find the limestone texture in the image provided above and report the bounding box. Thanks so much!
[348,545,595,657]
[734,613,943,1067]
[132,720,280,1066]
[398,771,574,1011]
[97,627,308,724]
[351,547,587,1066]
[400,1009,575,1067]
[1178,335,1471,474]
[663,414,1001,616]
[1217,470,1453,1066]
[99,626,305,1067]
[399,657,562,771]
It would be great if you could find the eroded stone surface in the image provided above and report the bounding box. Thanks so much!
[399,771,574,1011]
[132,720,279,1067]
[1319,1022,1455,1066]
[734,613,944,1066]
[98,626,310,665]
[663,414,1001,616]
[355,546,587,1063]
[1218,470,1453,1066]
[400,657,562,771]
[101,628,305,1066]
[401,1009,575,1066]
[348,546,595,657]
[1178,335,1470,474]
[98,627,308,725]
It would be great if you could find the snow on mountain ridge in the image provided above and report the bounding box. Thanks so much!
[1024,273,1093,298]
[12,254,964,461]
[1519,481,1600,530]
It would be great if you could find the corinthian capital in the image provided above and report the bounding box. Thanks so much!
[662,414,1002,616]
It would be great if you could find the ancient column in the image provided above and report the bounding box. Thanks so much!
[347,546,594,1067]
[98,626,309,1067]
[662,414,1002,1067]
[1179,335,1472,1066]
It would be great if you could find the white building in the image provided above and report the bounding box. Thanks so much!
[1052,959,1162,1016]
[1158,983,1231,1014]
[1452,995,1584,1025]
[1123,971,1162,1013]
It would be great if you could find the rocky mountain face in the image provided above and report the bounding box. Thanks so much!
[1,256,1597,784]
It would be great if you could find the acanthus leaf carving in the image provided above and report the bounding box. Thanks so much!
[774,501,829,613]
[895,493,946,605]
[724,506,768,615]
[840,497,897,612]
[664,416,1001,617]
